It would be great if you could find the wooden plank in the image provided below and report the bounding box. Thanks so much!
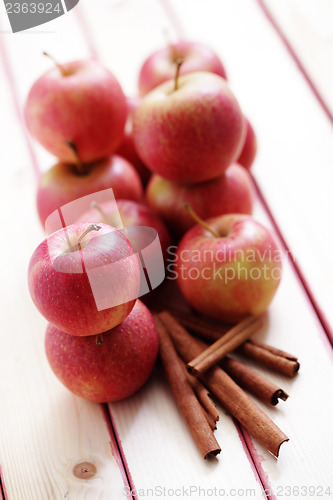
[162,0,333,334]
[78,0,331,494]
[235,203,333,493]
[260,0,333,119]
[162,0,333,490]
[0,0,92,174]
[76,0,266,494]
[0,19,129,500]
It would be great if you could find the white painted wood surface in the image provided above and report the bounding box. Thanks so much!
[0,0,332,498]
[261,0,333,117]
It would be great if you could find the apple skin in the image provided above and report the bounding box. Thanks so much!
[116,96,151,185]
[176,215,282,323]
[28,222,140,336]
[45,300,159,403]
[37,155,143,227]
[237,118,257,170]
[133,71,245,184]
[138,40,227,96]
[146,164,254,239]
[78,199,171,257]
[25,59,127,163]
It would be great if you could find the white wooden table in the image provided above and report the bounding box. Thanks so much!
[0,1,332,498]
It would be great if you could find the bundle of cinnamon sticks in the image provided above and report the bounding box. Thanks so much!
[153,309,300,460]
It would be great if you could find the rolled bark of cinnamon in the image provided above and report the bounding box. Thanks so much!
[203,409,217,430]
[166,309,300,378]
[186,373,219,423]
[187,315,265,376]
[159,311,289,458]
[154,315,221,459]
[238,339,300,377]
[221,356,289,405]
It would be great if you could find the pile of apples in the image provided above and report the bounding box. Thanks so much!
[26,40,282,403]
[139,41,256,239]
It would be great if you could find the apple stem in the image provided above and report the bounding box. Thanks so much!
[184,203,220,238]
[76,224,102,249]
[174,58,184,91]
[64,227,75,253]
[91,202,108,224]
[67,141,87,175]
[43,51,69,77]
[96,333,103,345]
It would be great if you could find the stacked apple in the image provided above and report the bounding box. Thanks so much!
[24,56,168,402]
[135,41,257,239]
[25,55,149,226]
[133,41,280,322]
[28,222,159,402]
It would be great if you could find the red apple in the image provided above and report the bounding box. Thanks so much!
[175,214,282,322]
[25,58,127,163]
[146,164,254,239]
[78,199,171,257]
[28,222,140,336]
[116,96,151,184]
[133,71,245,184]
[45,300,158,402]
[237,118,257,170]
[37,155,143,227]
[138,40,227,96]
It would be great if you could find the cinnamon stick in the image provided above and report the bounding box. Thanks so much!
[203,409,217,430]
[188,315,265,376]
[166,309,300,377]
[222,356,289,405]
[238,339,300,377]
[186,373,219,423]
[159,312,289,458]
[154,315,221,459]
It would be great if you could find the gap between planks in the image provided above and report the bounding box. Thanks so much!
[233,421,278,500]
[102,404,138,500]
[257,0,333,126]
[0,470,7,500]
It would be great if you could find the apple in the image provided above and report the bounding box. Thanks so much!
[24,57,127,163]
[78,199,171,257]
[146,163,254,239]
[28,222,140,336]
[138,40,227,95]
[133,71,245,184]
[116,96,151,185]
[45,300,159,402]
[237,118,257,170]
[37,154,143,227]
[175,213,282,323]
